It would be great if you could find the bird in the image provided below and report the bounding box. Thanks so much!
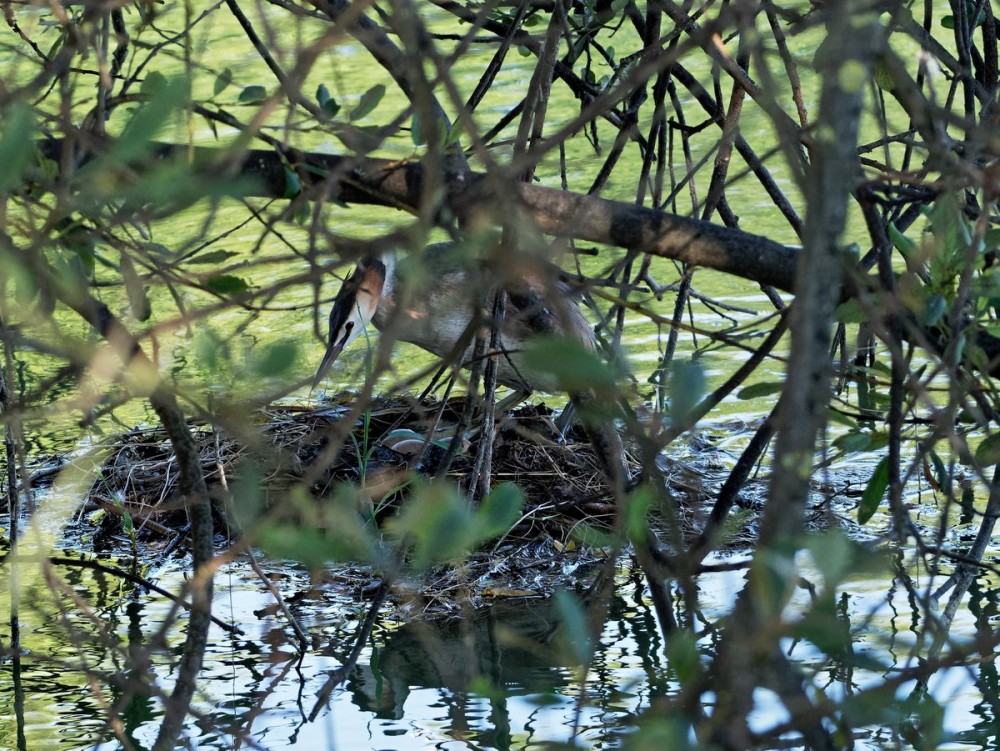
[311,242,630,492]
[310,243,596,400]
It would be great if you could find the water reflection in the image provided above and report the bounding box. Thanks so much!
[0,543,997,749]
[348,602,563,721]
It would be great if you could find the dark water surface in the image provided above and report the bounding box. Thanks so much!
[2,535,997,749]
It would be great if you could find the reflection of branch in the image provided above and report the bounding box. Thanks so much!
[929,464,1000,656]
[39,555,241,634]
[0,230,216,751]
[309,580,388,720]
[705,2,883,745]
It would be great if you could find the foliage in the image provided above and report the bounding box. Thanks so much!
[0,1,999,749]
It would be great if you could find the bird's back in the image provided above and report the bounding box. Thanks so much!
[371,247,593,393]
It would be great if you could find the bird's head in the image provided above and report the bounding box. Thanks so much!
[311,256,388,391]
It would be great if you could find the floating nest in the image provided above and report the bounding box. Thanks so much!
[74,393,731,614]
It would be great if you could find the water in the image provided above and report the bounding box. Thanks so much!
[3,542,995,750]
[2,2,997,749]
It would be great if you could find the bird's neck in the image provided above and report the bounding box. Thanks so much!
[377,250,397,300]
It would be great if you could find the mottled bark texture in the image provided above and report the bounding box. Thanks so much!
[702,4,887,749]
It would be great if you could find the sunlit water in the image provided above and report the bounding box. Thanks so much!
[1,539,996,750]
[2,3,997,750]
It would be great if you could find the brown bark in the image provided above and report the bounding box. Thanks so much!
[704,3,886,747]
[36,138,800,292]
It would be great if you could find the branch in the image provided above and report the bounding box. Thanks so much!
[36,138,799,291]
[34,137,1000,377]
[0,229,216,751]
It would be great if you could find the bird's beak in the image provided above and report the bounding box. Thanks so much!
[311,333,347,392]
[311,263,383,391]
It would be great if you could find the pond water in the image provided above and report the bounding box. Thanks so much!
[2,3,998,750]
[3,537,998,750]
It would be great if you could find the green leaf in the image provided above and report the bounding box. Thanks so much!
[873,58,895,91]
[624,718,694,749]
[835,298,867,324]
[736,381,784,400]
[185,249,239,265]
[322,98,342,117]
[12,264,38,307]
[114,76,189,162]
[625,486,653,544]
[907,694,945,750]
[192,327,230,370]
[230,463,264,526]
[792,594,849,657]
[445,119,465,147]
[569,523,615,549]
[255,486,378,568]
[45,33,64,60]
[213,68,233,96]
[928,192,971,288]
[833,431,872,454]
[554,590,593,666]
[140,71,168,95]
[805,529,855,587]
[669,360,705,427]
[467,676,505,701]
[385,481,476,568]
[827,409,858,429]
[918,293,947,327]
[290,200,312,225]
[348,84,385,121]
[475,483,524,539]
[975,433,1000,466]
[750,549,798,617]
[258,525,344,570]
[941,9,985,30]
[316,83,340,117]
[858,456,890,524]
[857,371,874,418]
[888,222,916,257]
[120,253,151,322]
[843,685,906,727]
[238,85,268,105]
[252,340,299,377]
[205,274,249,295]
[331,123,383,152]
[411,111,442,147]
[521,336,618,394]
[283,164,301,199]
[411,112,425,146]
[665,628,700,687]
[866,432,889,451]
[0,103,35,193]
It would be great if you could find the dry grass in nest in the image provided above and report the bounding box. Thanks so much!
[82,395,639,540]
[75,394,740,613]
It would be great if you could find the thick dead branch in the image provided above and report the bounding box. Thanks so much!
[34,137,1000,375]
[37,138,798,290]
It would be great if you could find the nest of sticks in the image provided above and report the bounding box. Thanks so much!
[76,393,722,613]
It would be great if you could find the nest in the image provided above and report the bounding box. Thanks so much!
[77,394,727,614]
